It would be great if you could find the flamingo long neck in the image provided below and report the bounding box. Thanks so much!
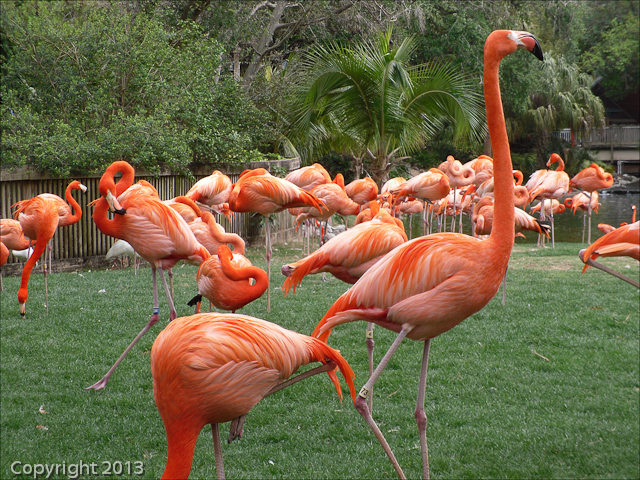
[63,185,83,225]
[206,214,245,254]
[161,426,200,480]
[17,237,49,304]
[92,199,124,240]
[484,46,515,256]
[113,163,135,196]
[220,257,268,302]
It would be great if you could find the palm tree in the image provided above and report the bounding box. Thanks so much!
[286,25,485,185]
[525,53,605,168]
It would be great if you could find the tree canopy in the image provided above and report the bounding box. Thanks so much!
[0,0,634,178]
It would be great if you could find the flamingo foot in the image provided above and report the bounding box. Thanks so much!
[228,414,247,443]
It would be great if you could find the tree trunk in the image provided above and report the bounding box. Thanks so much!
[241,1,287,92]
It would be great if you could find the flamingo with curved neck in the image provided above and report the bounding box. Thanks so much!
[87,160,210,390]
[311,30,543,480]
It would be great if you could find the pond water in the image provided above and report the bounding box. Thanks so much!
[406,192,640,244]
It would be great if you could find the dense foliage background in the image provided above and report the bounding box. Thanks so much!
[1,0,637,179]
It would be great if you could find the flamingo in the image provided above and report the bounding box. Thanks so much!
[106,239,140,273]
[311,29,543,480]
[570,163,614,244]
[525,153,570,247]
[189,211,245,256]
[465,154,494,186]
[87,161,210,390]
[438,156,475,232]
[188,245,268,313]
[390,169,450,235]
[473,197,550,239]
[228,168,326,312]
[0,219,34,252]
[185,170,233,217]
[579,221,639,288]
[15,180,87,273]
[284,163,332,191]
[564,191,600,242]
[284,205,407,402]
[151,312,356,480]
[345,176,379,208]
[282,208,408,294]
[294,174,359,236]
[12,196,60,316]
[285,163,332,254]
[164,196,204,224]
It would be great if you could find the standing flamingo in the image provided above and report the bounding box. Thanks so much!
[525,153,570,247]
[188,244,268,313]
[285,164,332,254]
[390,169,451,235]
[311,30,543,480]
[569,163,614,244]
[284,163,332,191]
[438,156,475,232]
[564,191,600,242]
[282,208,407,293]
[185,170,233,216]
[151,312,356,480]
[579,221,639,288]
[465,155,494,186]
[0,219,34,252]
[34,180,87,270]
[228,168,326,312]
[294,174,359,235]
[12,196,60,316]
[345,177,379,208]
[87,161,210,390]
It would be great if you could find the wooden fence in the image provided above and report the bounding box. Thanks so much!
[1,159,302,271]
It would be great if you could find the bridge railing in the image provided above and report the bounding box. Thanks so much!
[554,125,640,148]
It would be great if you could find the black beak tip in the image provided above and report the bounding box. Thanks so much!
[532,41,544,61]
[115,208,127,215]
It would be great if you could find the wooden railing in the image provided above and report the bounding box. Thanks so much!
[555,125,640,148]
[1,159,302,268]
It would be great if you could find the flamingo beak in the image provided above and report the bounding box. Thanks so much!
[515,32,543,61]
[79,183,88,193]
[106,191,126,215]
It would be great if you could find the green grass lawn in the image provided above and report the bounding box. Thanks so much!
[1,241,638,479]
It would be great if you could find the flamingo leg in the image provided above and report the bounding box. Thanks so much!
[355,325,413,480]
[167,268,174,304]
[43,254,49,315]
[85,267,161,390]
[582,212,586,243]
[366,322,375,411]
[550,206,555,249]
[159,268,177,321]
[422,203,427,236]
[227,361,339,444]
[266,216,272,313]
[416,339,432,480]
[501,266,508,306]
[451,190,457,233]
[211,424,226,480]
[587,192,593,245]
[579,252,640,288]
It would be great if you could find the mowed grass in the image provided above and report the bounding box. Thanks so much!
[1,241,638,479]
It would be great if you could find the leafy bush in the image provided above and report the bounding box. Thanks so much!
[0,2,269,177]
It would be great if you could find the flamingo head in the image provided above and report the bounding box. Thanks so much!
[70,180,88,193]
[486,30,544,62]
[98,175,126,215]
